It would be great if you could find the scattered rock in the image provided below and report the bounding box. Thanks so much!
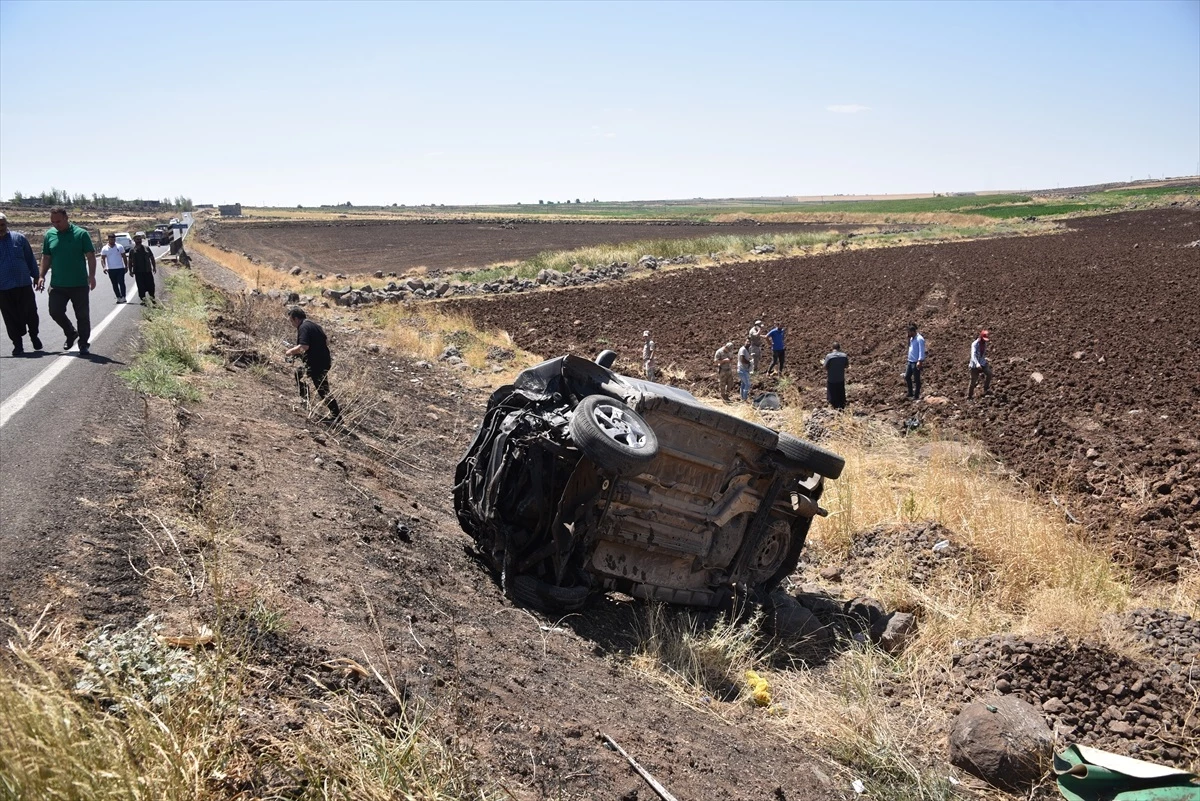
[877,612,917,655]
[1031,372,1044,384]
[373,270,385,279]
[818,566,843,582]
[289,266,302,276]
[948,696,1053,792]
[438,346,462,362]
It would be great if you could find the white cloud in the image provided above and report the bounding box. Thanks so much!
[826,104,870,114]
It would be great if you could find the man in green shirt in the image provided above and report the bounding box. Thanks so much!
[37,206,97,355]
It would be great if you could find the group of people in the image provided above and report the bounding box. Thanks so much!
[0,208,157,358]
[636,317,992,410]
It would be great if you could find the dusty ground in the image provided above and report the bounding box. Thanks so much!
[7,209,1198,798]
[202,219,871,276]
[449,209,1200,581]
[4,284,846,799]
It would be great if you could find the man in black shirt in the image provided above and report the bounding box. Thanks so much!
[285,307,342,422]
[128,232,156,303]
[822,342,850,410]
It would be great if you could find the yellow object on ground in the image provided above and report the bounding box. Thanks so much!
[745,670,771,707]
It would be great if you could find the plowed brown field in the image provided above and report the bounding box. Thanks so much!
[206,219,861,275]
[450,210,1200,578]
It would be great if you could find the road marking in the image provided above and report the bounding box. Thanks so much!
[0,284,140,429]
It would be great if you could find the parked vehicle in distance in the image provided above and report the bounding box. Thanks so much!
[148,226,174,246]
[454,351,844,611]
[113,232,134,252]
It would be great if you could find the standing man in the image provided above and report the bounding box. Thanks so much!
[747,320,765,374]
[100,233,129,303]
[905,322,926,400]
[127,232,156,303]
[765,321,786,375]
[0,213,43,356]
[737,337,753,402]
[714,340,736,403]
[823,342,849,410]
[38,207,96,355]
[968,329,992,399]
[285,307,342,423]
[642,330,656,381]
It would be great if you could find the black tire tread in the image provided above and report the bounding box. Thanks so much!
[569,395,659,474]
[776,432,845,479]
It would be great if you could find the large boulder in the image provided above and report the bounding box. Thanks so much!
[767,590,828,643]
[948,696,1053,791]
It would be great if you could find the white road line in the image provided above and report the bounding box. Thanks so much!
[0,284,140,429]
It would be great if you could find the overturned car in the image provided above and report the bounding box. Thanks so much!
[453,352,845,610]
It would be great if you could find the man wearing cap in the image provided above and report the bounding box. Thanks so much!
[0,213,43,356]
[642,330,656,381]
[747,319,765,373]
[823,342,849,410]
[904,322,926,400]
[713,340,736,402]
[100,232,129,303]
[765,321,787,375]
[127,232,157,303]
[38,206,96,355]
[968,329,992,399]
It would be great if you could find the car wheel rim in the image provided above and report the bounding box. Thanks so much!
[750,521,790,576]
[592,403,649,450]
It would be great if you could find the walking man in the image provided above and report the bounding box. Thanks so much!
[714,340,736,402]
[100,233,129,302]
[967,329,993,399]
[905,322,926,400]
[765,321,786,375]
[823,342,849,410]
[642,330,656,381]
[737,337,753,402]
[37,207,96,355]
[128,232,156,303]
[285,307,342,423]
[747,320,765,373]
[0,213,42,356]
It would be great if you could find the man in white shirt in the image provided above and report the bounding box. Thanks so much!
[905,322,926,400]
[747,319,765,374]
[100,233,129,303]
[968,329,992,399]
[642,330,656,381]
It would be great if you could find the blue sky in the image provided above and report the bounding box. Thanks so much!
[1,0,1197,206]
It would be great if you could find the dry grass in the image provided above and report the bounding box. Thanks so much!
[189,240,317,293]
[623,399,1174,796]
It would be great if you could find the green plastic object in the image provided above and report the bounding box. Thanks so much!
[1055,744,1200,801]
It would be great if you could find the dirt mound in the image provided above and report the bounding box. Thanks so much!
[450,209,1200,581]
[951,613,1200,766]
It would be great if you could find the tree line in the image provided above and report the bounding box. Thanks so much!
[7,188,193,211]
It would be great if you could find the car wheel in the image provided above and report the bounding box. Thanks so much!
[509,574,591,611]
[747,517,805,590]
[776,432,845,479]
[569,395,659,474]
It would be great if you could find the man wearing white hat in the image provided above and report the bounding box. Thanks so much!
[747,319,765,374]
[641,329,656,381]
[127,232,157,303]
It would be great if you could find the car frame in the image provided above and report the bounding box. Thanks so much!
[453,351,844,610]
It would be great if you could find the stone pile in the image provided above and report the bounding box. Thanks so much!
[950,615,1199,766]
[842,522,991,589]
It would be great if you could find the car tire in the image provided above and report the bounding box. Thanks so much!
[569,395,659,474]
[509,574,591,611]
[776,432,845,479]
[747,516,807,592]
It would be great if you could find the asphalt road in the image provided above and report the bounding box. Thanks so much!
[0,214,192,614]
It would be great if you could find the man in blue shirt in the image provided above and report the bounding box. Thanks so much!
[905,322,927,400]
[0,213,43,356]
[765,321,787,375]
